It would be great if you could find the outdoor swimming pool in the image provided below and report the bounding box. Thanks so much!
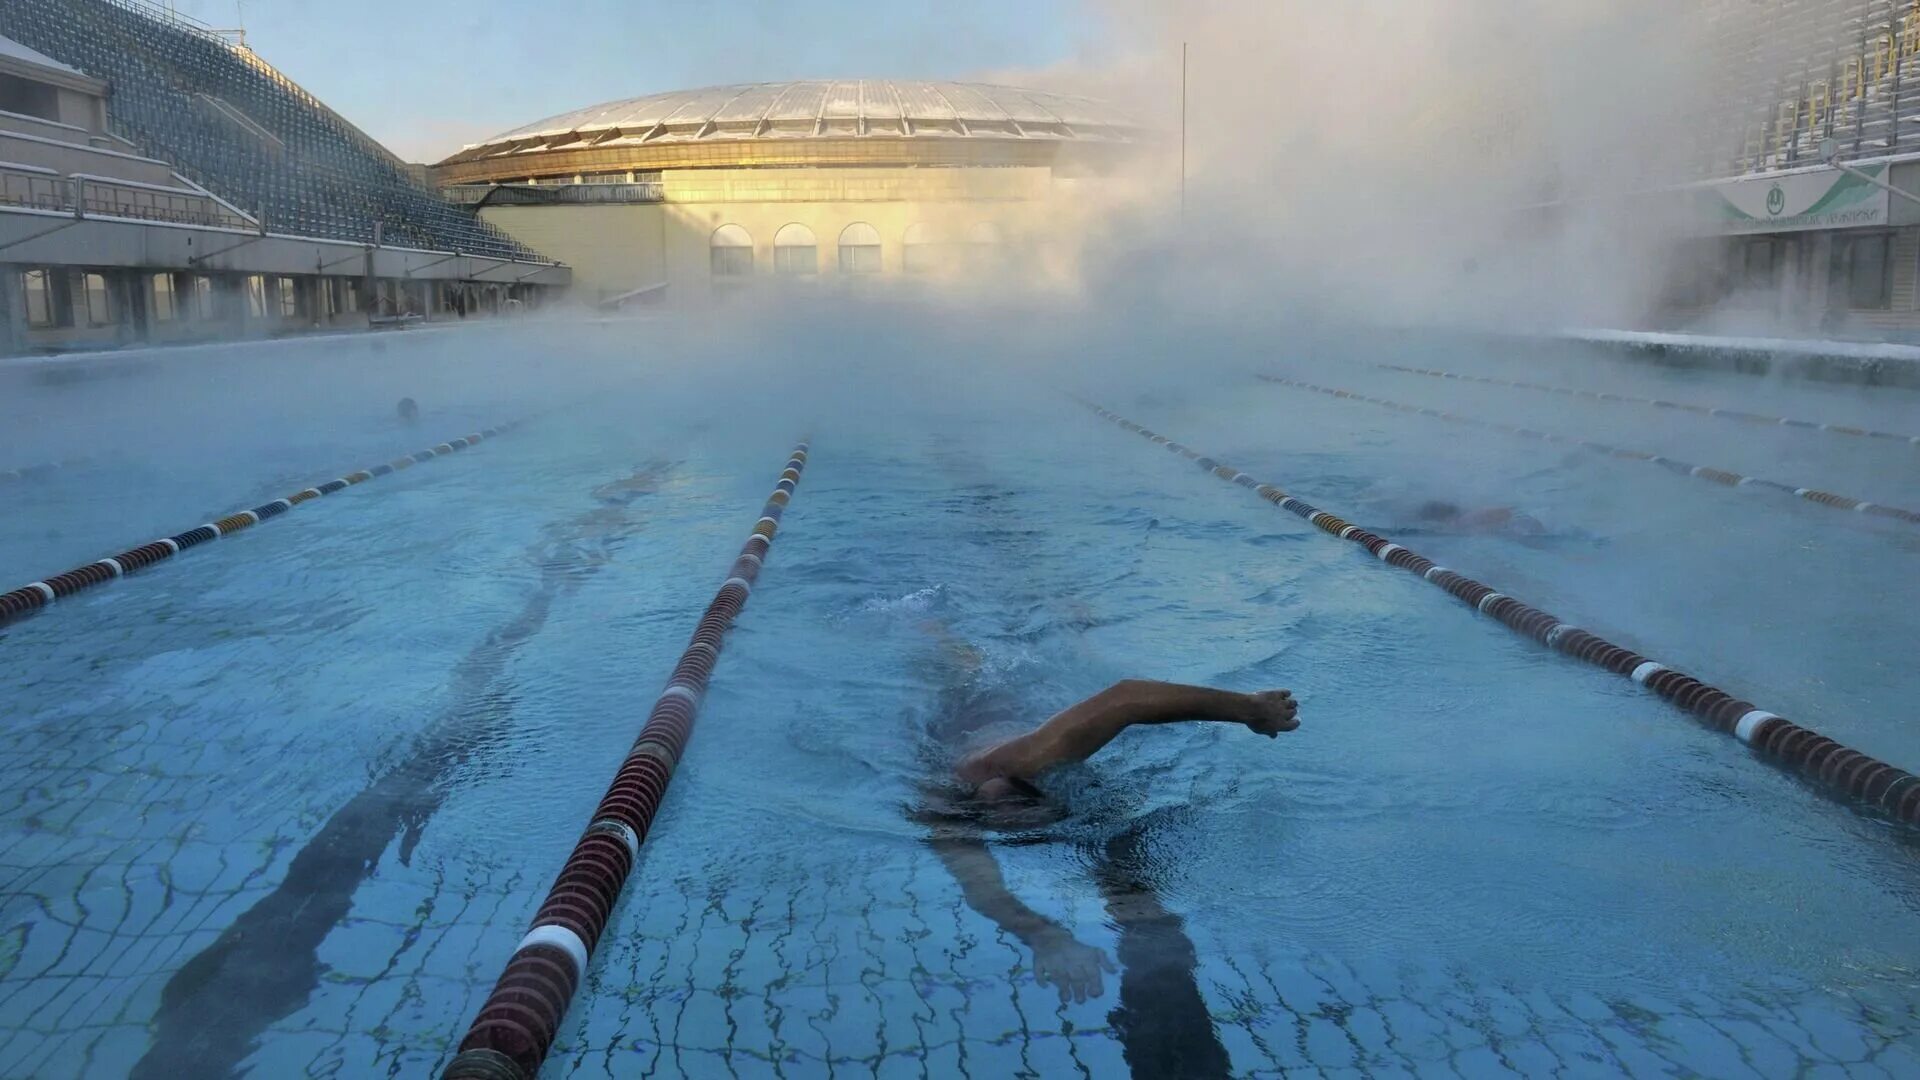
[1,312,1917,1078]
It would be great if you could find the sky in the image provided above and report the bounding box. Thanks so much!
[156,0,1096,163]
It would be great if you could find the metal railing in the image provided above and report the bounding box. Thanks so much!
[0,163,255,229]
[441,182,667,207]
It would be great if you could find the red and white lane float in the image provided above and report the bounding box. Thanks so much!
[1257,373,1920,526]
[443,441,810,1080]
[1374,361,1920,446]
[0,424,518,629]
[1084,403,1920,826]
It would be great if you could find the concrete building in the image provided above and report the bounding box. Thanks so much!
[0,0,567,355]
[432,80,1142,306]
[1658,0,1920,338]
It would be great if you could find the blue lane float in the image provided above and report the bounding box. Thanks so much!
[1257,373,1920,526]
[1374,361,1920,446]
[0,424,519,630]
[1083,402,1920,827]
[444,441,810,1080]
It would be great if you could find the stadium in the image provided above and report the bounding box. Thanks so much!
[431,80,1146,306]
[0,0,566,354]
[1662,0,1920,336]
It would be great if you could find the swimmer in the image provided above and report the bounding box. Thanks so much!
[954,680,1299,807]
[397,397,419,424]
[590,467,669,505]
[1413,500,1545,538]
[915,673,1299,1003]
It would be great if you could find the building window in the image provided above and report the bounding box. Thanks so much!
[1831,232,1893,310]
[246,275,268,317]
[1740,239,1781,291]
[22,268,67,329]
[152,273,178,322]
[710,224,753,277]
[192,275,213,319]
[838,222,881,274]
[0,73,60,123]
[277,277,299,318]
[966,221,1003,269]
[903,223,937,274]
[773,223,818,275]
[84,273,113,327]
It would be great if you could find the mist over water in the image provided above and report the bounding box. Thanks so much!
[4,8,1920,1077]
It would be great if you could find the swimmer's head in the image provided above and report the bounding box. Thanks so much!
[971,776,1069,831]
[1415,500,1461,522]
[397,397,419,423]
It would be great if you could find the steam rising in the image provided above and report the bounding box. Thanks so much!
[990,1,1726,334]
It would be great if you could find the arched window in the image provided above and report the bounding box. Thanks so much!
[838,222,882,274]
[903,223,937,274]
[773,223,818,275]
[710,224,753,277]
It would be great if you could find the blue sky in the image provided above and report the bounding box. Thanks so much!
[161,0,1092,162]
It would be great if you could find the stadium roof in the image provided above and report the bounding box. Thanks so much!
[449,80,1140,161]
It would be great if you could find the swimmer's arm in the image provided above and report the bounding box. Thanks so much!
[926,833,1070,946]
[957,679,1297,784]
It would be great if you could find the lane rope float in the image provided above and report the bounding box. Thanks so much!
[0,423,521,630]
[1374,361,1920,446]
[1082,402,1920,826]
[1256,373,1920,526]
[443,440,810,1080]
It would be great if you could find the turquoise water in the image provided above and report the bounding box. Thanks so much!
[1,314,1917,1077]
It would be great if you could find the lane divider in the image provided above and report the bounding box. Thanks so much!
[444,440,810,1080]
[1257,373,1920,526]
[0,423,520,630]
[1083,402,1920,826]
[0,455,94,485]
[1375,361,1920,446]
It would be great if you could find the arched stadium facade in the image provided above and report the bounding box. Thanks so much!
[432,81,1144,306]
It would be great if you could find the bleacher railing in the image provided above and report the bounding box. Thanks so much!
[441,182,668,207]
[0,162,255,229]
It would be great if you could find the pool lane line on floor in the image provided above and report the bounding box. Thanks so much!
[1082,402,1920,826]
[1373,361,1920,446]
[0,422,520,630]
[127,462,674,1080]
[444,441,810,1080]
[1257,373,1920,526]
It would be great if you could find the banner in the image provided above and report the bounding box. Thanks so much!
[1706,165,1889,234]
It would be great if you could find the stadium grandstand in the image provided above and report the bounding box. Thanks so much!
[1656,1,1920,338]
[431,80,1144,306]
[0,0,566,355]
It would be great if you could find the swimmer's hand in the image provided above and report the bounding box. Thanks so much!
[1242,689,1299,737]
[1030,928,1114,1004]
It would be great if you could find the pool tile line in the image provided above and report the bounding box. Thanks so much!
[1257,373,1920,526]
[0,422,521,630]
[1082,402,1920,826]
[444,440,811,1080]
[1373,361,1920,446]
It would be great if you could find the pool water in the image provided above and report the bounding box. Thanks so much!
[1,311,1917,1078]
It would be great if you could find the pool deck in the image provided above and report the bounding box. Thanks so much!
[1563,327,1920,388]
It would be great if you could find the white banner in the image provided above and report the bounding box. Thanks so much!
[1706,165,1889,234]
